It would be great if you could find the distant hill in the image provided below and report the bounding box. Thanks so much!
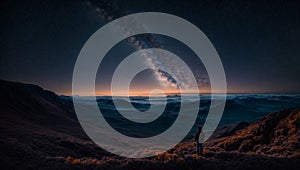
[0,80,299,169]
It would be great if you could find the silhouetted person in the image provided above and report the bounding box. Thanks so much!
[195,125,204,155]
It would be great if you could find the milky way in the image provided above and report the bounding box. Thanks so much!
[87,0,208,91]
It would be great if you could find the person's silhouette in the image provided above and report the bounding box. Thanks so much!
[195,125,204,155]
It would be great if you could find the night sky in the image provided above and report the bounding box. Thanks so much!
[1,0,300,95]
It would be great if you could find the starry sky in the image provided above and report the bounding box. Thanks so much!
[1,0,300,95]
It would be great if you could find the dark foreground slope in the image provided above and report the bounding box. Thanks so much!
[0,80,112,169]
[0,80,299,170]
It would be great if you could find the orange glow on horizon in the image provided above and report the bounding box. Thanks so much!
[48,84,290,96]
[60,87,216,96]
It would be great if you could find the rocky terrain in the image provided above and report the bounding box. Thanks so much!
[0,80,299,169]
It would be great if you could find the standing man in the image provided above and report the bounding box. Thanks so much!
[195,125,204,155]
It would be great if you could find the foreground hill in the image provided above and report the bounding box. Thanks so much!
[0,80,299,169]
[206,109,300,157]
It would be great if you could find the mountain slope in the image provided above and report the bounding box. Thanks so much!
[0,80,112,169]
[206,109,300,157]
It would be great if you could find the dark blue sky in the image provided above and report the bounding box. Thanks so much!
[1,0,300,94]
